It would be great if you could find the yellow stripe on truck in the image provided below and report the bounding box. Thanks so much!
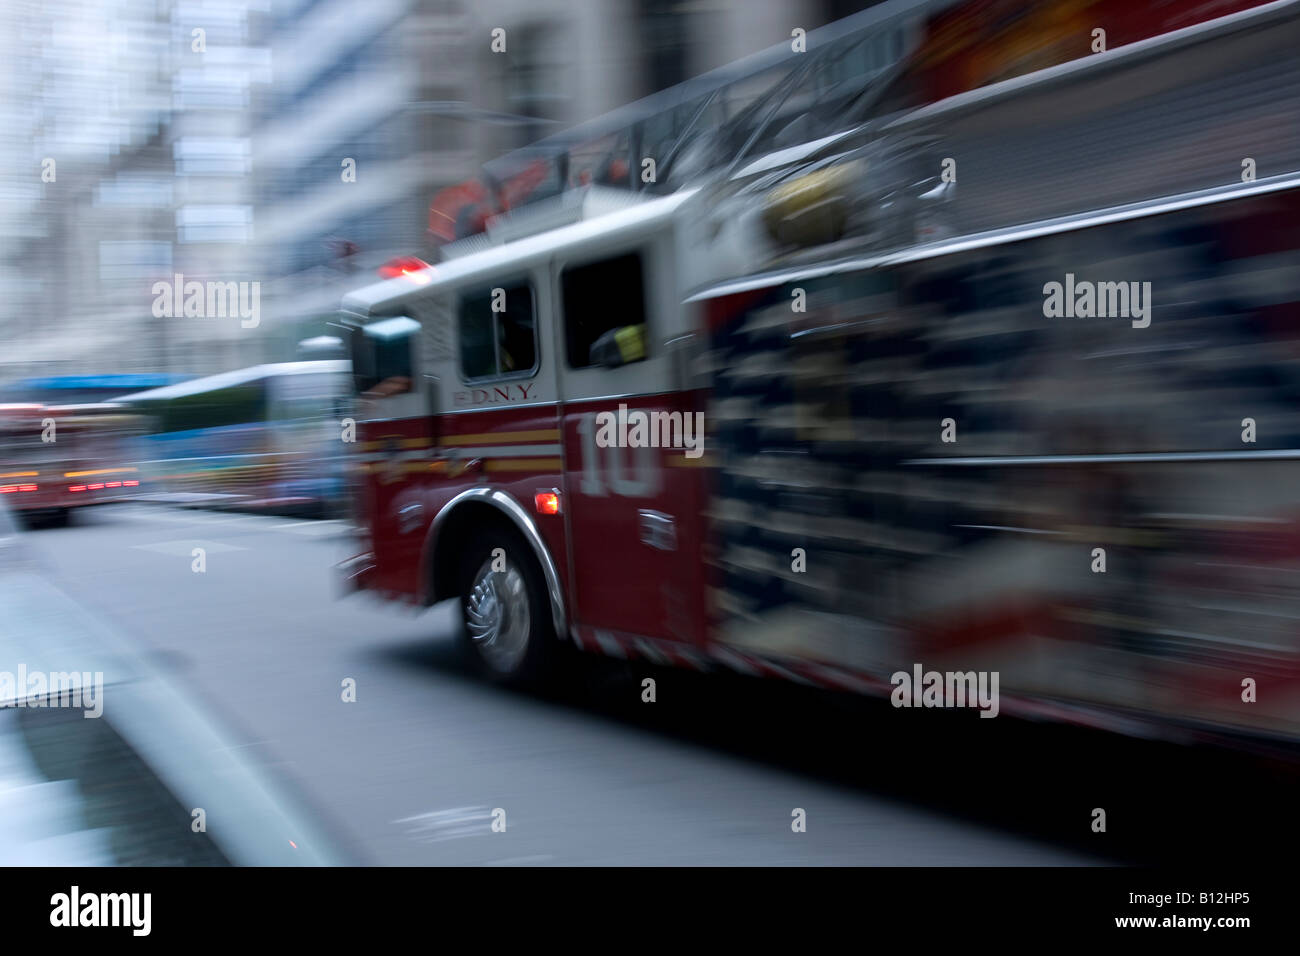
[441,430,560,446]
[484,458,562,473]
[64,467,139,478]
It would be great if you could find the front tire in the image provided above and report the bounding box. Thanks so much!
[458,528,555,684]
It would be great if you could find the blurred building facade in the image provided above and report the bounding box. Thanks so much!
[1,0,269,382]
[1,0,865,385]
[1,0,176,380]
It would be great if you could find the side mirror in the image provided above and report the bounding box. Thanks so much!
[346,323,375,395]
[423,373,441,441]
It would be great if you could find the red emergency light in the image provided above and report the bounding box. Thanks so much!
[377,256,432,280]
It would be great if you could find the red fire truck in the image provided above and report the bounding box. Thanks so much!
[0,403,143,525]
[338,3,1300,750]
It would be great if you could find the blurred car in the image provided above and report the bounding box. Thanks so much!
[0,494,352,866]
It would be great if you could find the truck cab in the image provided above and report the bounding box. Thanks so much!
[339,186,718,680]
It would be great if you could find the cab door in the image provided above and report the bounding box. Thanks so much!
[554,238,706,648]
[350,315,428,596]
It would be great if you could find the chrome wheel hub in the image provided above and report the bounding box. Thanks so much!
[465,558,531,673]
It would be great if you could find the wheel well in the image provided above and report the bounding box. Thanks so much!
[428,502,524,606]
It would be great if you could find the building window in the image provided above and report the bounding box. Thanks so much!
[95,175,174,207]
[173,137,252,176]
[176,205,253,243]
[504,23,568,144]
[99,241,172,283]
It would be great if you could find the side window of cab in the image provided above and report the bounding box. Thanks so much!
[561,252,648,369]
[458,281,538,382]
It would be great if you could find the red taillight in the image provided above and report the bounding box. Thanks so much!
[17,484,36,492]
[123,480,139,487]
[534,491,561,516]
[0,486,16,494]
[87,483,104,490]
[69,485,86,492]
[105,481,121,488]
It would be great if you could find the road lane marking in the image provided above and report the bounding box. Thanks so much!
[393,807,497,843]
[118,506,353,536]
[131,539,248,555]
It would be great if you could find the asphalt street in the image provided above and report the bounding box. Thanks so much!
[15,503,1293,866]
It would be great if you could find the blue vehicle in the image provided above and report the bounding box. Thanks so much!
[116,361,351,515]
[0,373,193,405]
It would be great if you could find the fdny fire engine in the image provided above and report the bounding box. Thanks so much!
[338,0,1300,751]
